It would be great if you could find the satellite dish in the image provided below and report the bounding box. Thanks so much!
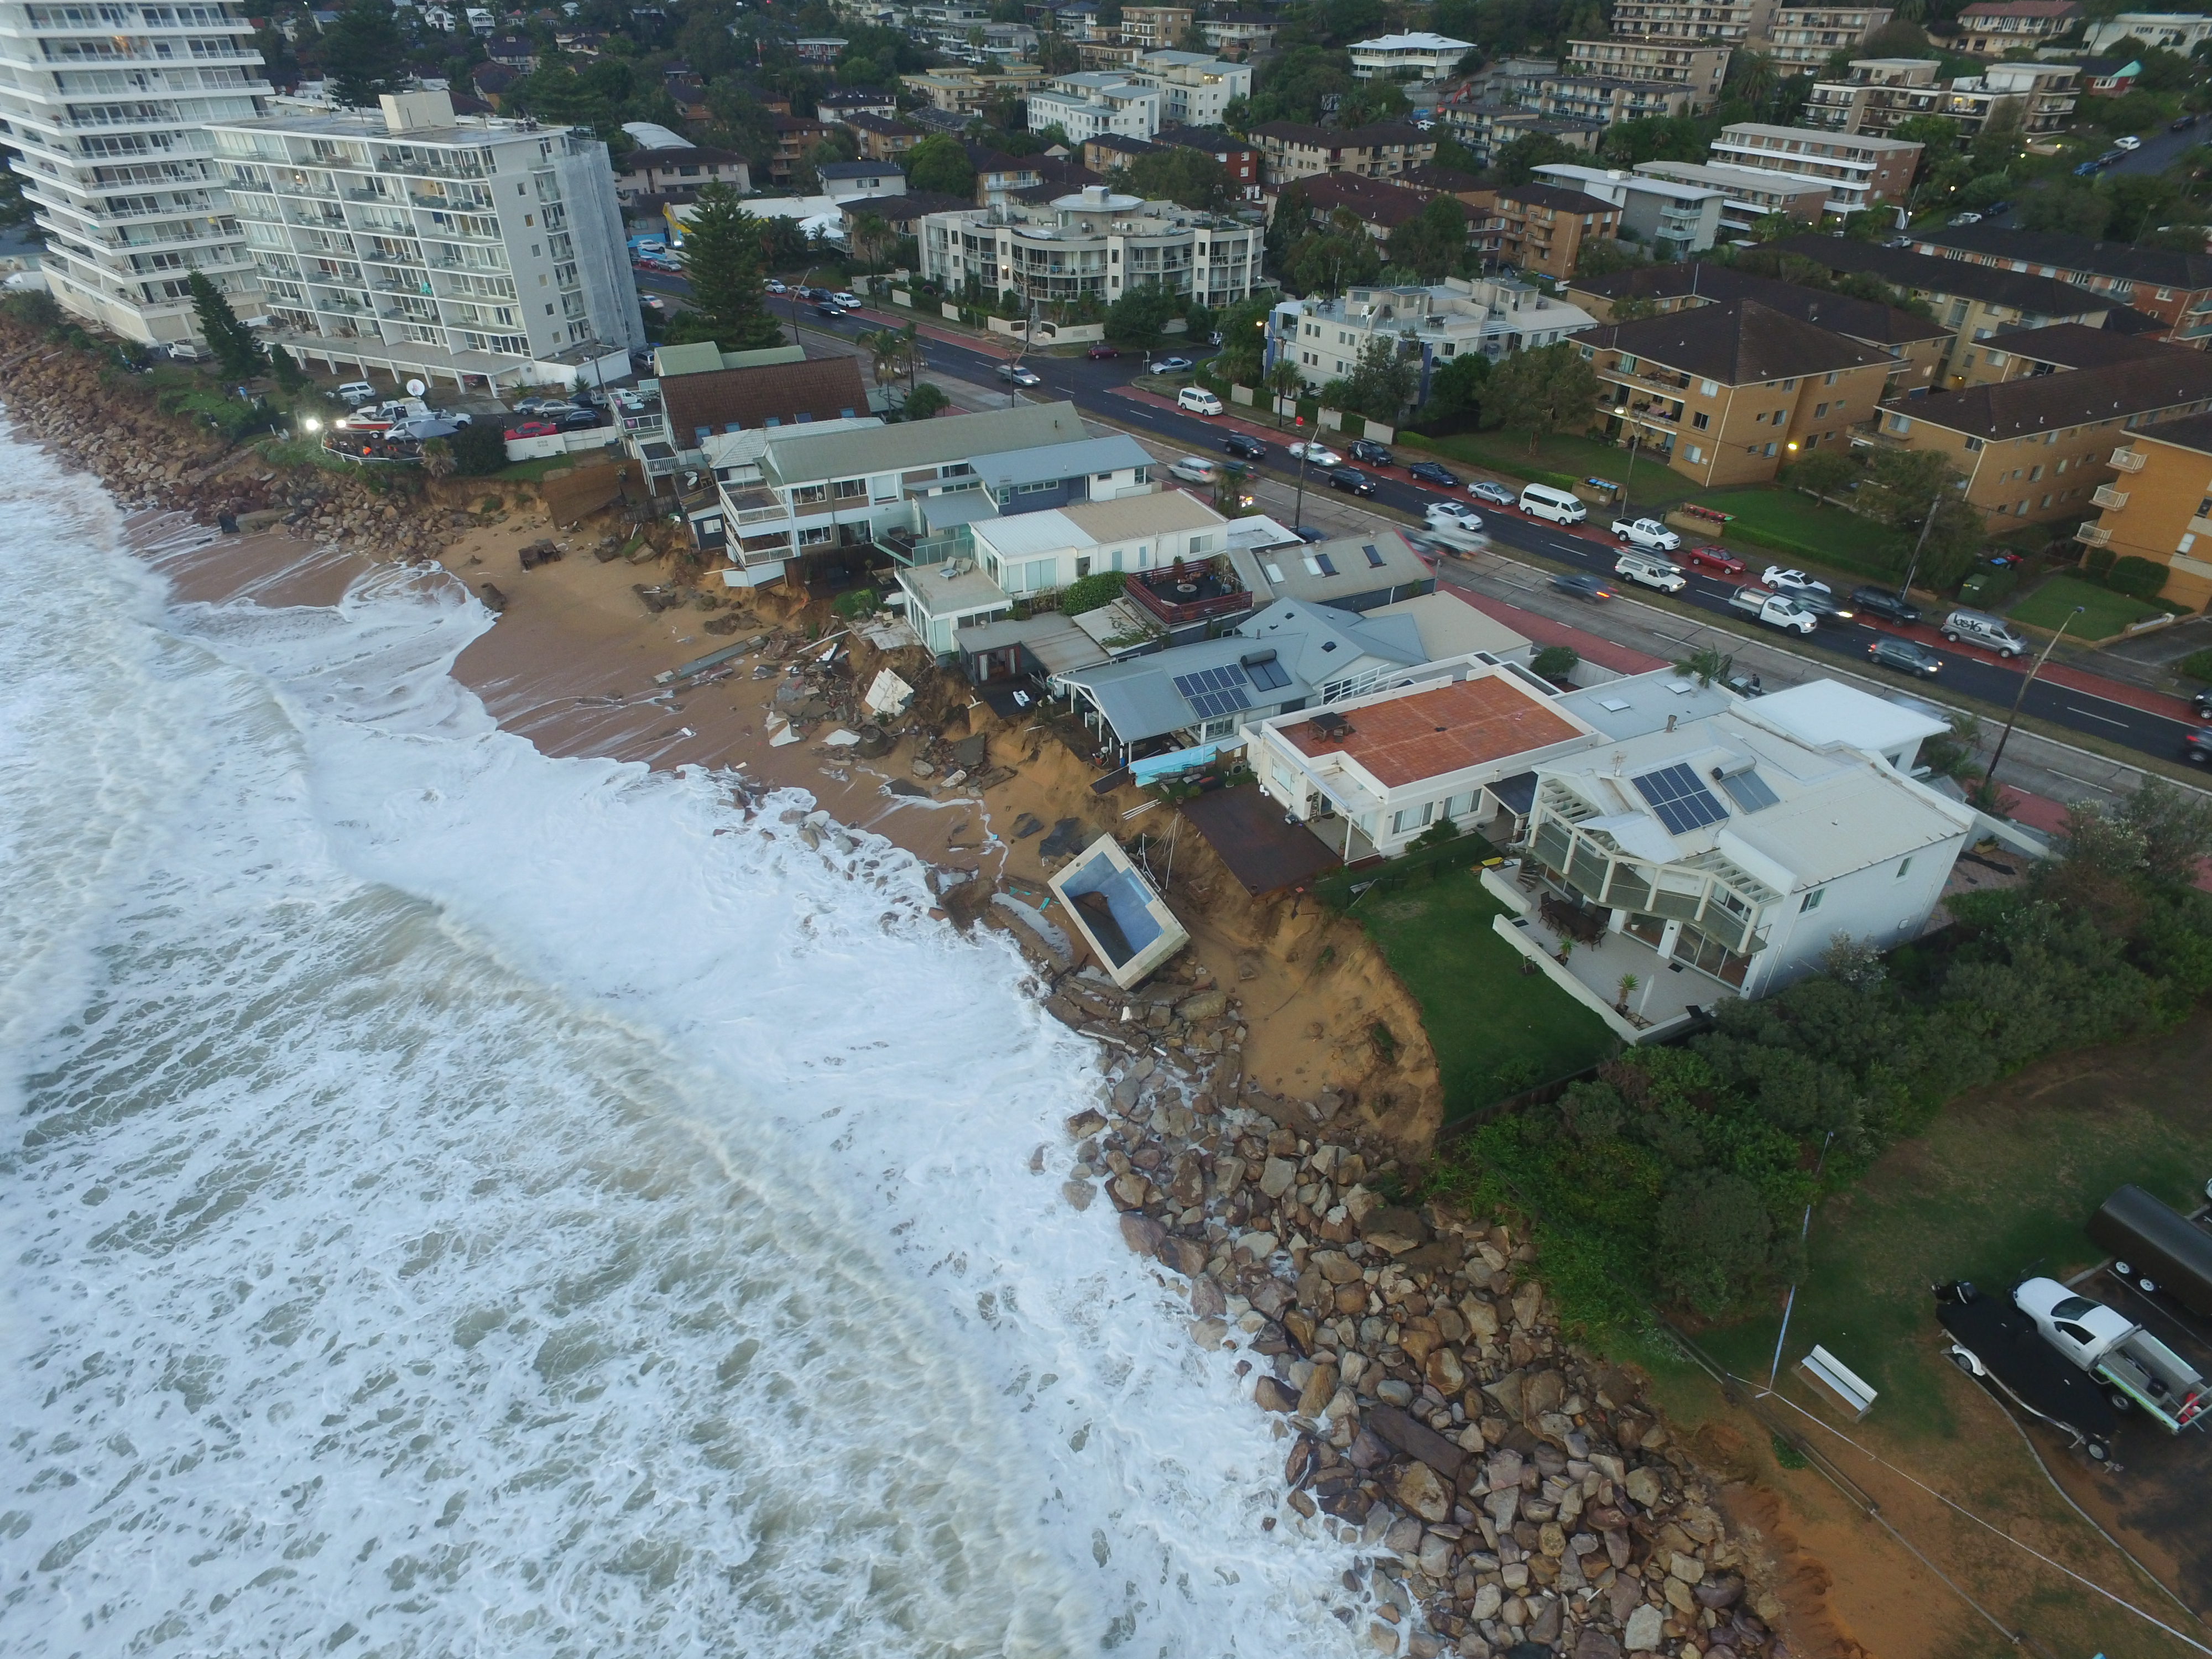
[405,378,427,397]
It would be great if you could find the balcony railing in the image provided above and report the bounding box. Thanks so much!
[2090,484,2129,510]
[2075,522,2112,547]
[2109,446,2145,472]
[1124,560,1251,627]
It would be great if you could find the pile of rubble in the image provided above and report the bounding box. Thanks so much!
[1027,951,1788,1659]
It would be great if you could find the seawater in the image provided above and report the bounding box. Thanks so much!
[0,427,1357,1657]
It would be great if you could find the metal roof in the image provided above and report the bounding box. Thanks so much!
[761,400,1089,485]
[969,432,1154,494]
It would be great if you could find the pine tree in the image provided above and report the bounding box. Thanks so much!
[187,272,266,379]
[321,3,407,109]
[678,185,787,351]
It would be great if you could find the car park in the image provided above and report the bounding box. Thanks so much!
[1941,607,2028,658]
[1176,385,1224,416]
[1849,585,1922,625]
[1762,565,1832,597]
[1222,431,1267,460]
[1348,437,1394,465]
[996,363,1042,387]
[1684,544,1745,575]
[1407,460,1457,487]
[1168,454,1218,483]
[1327,466,1377,496]
[1087,343,1120,359]
[2116,134,2143,150]
[1468,479,1517,507]
[1552,571,1614,601]
[1288,441,1342,467]
[1149,356,1194,373]
[1867,637,1942,677]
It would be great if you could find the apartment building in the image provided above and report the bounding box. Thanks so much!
[1489,182,1623,280]
[1027,71,1162,139]
[817,86,900,124]
[918,182,1261,309]
[1442,103,1605,167]
[1708,123,1922,214]
[843,112,924,163]
[2073,410,2212,610]
[1467,54,1561,107]
[2,0,272,346]
[207,91,640,392]
[1347,32,1476,80]
[1805,58,1944,135]
[1952,319,2174,386]
[1124,49,1250,128]
[1532,163,1727,257]
[1284,171,1450,242]
[1269,278,1600,399]
[1945,59,2079,133]
[1538,76,1703,126]
[1197,12,1280,55]
[1605,0,1779,45]
[1251,121,1436,186]
[1908,223,2212,346]
[1588,299,1897,485]
[1953,0,2083,54]
[1776,233,2124,378]
[2084,12,2212,51]
[1158,124,1259,198]
[1566,258,1950,394]
[613,145,750,204]
[1764,4,1895,73]
[1118,4,1191,48]
[901,66,1044,115]
[1636,158,1833,234]
[1563,38,1731,101]
[1873,352,2212,524]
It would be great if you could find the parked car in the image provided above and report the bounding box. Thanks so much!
[336,380,376,404]
[2115,134,2143,151]
[503,420,556,439]
[1348,437,1394,466]
[1288,441,1342,467]
[802,286,832,301]
[1408,459,1457,487]
[1292,525,1328,544]
[1086,343,1121,359]
[1849,585,1922,625]
[2014,1276,2205,1433]
[1762,565,1832,597]
[1149,355,1194,373]
[1327,466,1377,496]
[1948,211,1983,226]
[1612,517,1681,552]
[1684,544,1745,575]
[996,362,1042,387]
[1982,199,2012,218]
[1868,636,1943,678]
[2174,113,2200,132]
[1468,479,1517,507]
[554,408,602,430]
[831,290,862,308]
[765,279,789,294]
[1222,431,1267,461]
[1176,385,1224,416]
[2074,159,2105,176]
[2099,147,2128,164]
[1552,571,1615,601]
[2194,686,2212,720]
[1941,607,2028,658]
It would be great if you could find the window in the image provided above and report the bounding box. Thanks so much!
[1754,410,1766,424]
[1684,445,1703,463]
[1699,379,1718,396]
[1814,402,1827,418]
[1075,555,1092,578]
[1895,857,1913,879]
[1762,441,1776,457]
[1692,411,1709,430]
[2028,464,2042,482]
[1799,888,1824,912]
[833,478,867,499]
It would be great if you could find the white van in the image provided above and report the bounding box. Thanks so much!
[1940,608,2029,659]
[1177,385,1224,416]
[336,380,376,404]
[1614,549,1687,593]
[1519,482,1587,524]
[1168,454,1219,483]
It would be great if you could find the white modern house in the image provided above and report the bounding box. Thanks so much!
[1531,163,1727,257]
[1026,71,1162,139]
[0,0,272,346]
[1348,32,1477,80]
[919,184,1262,310]
[207,90,641,392]
[1125,49,1250,126]
[818,160,907,202]
[2084,11,2212,50]
[1267,278,1599,399]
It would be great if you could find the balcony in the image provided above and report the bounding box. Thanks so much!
[1125,558,1252,627]
[2109,446,2145,472]
[2075,522,2112,547]
[2090,484,2129,510]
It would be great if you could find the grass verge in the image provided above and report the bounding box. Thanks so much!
[1687,487,1902,580]
[2010,572,2172,639]
[1401,427,1694,507]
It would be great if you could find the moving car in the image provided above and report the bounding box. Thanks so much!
[1468,479,1517,508]
[1326,466,1377,496]
[1612,517,1681,552]
[1762,565,1832,597]
[1552,571,1614,601]
[2174,114,2200,132]
[1729,586,1818,634]
[2099,147,2128,165]
[1425,500,1483,531]
[1176,385,1224,416]
[2184,731,2212,765]
[1790,589,1856,622]
[1867,636,1942,677]
[1168,454,1218,483]
[1408,460,1458,487]
[1149,356,1194,373]
[1086,343,1121,359]
[1222,431,1267,460]
[1685,544,1745,575]
[1348,437,1394,466]
[996,363,1042,387]
[1614,550,1686,593]
[2115,134,2143,151]
[815,301,848,319]
[1849,585,1922,625]
[1288,441,1342,467]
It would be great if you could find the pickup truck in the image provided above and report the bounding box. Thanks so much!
[1728,586,1819,635]
[2015,1277,2206,1433]
[1611,517,1681,552]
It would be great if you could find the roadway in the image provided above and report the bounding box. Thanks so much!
[630,267,2202,771]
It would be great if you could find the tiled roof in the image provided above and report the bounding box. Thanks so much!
[1499,182,1618,215]
[1591,299,1891,385]
[1293,171,1441,227]
[1774,233,2115,315]
[1157,124,1253,152]
[1881,354,2212,438]
[2126,410,2212,457]
[1566,260,1949,346]
[1981,321,2178,368]
[1282,673,1584,788]
[1911,223,2212,290]
[618,145,745,171]
[1250,120,1429,149]
[1958,0,2080,16]
[662,358,872,447]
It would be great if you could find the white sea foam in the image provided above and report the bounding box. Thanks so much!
[0,428,1366,1656]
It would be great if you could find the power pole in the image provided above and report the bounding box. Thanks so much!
[1986,604,2084,785]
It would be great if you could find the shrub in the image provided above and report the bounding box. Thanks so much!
[2082,544,2118,581]
[1411,815,1462,850]
[452,421,509,476]
[1531,644,1580,680]
[830,585,881,618]
[2179,647,2212,684]
[1056,569,1126,616]
[2105,555,2171,604]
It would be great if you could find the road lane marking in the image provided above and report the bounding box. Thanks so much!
[2064,706,2133,728]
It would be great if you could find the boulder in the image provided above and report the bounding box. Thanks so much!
[1175,988,1229,1022]
[1623,1604,1664,1653]
[1065,1108,1108,1139]
[1361,1206,1431,1254]
[1254,1376,1300,1413]
[1574,1632,1622,1659]
[1624,1467,1663,1511]
[1119,1215,1166,1257]
[1365,1402,1467,1483]
[1394,1460,1453,1524]
[1259,1156,1299,1199]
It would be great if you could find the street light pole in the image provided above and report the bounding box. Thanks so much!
[1897,491,1944,600]
[1986,603,2084,784]
[1292,424,1311,531]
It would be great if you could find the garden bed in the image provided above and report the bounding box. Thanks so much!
[2007,572,2176,640]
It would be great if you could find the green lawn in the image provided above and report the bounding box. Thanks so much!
[1687,487,1903,580]
[1323,846,1618,1119]
[2008,572,2174,639]
[1401,427,1697,509]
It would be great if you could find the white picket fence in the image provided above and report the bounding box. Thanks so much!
[503,426,624,463]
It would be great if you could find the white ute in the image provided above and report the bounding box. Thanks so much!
[2015,1278,2206,1433]
[1728,586,1819,635]
[1611,517,1681,552]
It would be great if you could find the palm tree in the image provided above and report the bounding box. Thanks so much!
[420,436,455,481]
[864,327,903,392]
[1673,644,1736,687]
[1264,359,1304,428]
[850,213,894,270]
[1727,48,1778,116]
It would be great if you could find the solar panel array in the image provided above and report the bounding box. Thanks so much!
[1244,656,1291,692]
[1173,664,1253,719]
[1717,768,1779,813]
[1632,763,1730,835]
